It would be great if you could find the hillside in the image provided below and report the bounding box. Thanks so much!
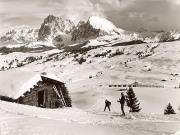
[0,40,180,112]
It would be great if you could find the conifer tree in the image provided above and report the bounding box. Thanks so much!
[126,87,141,112]
[164,103,176,115]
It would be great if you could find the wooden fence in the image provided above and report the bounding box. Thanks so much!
[109,84,164,88]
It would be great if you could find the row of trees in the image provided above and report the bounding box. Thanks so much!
[125,87,177,115]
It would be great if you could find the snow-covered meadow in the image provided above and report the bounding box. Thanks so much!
[0,98,180,135]
[0,38,180,134]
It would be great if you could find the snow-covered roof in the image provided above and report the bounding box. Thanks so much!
[14,73,63,99]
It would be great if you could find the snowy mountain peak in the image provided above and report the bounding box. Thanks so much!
[88,16,125,35]
[88,16,116,33]
[38,15,75,41]
[0,25,38,46]
[71,16,126,42]
[43,15,75,33]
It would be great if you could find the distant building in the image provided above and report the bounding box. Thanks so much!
[16,74,72,108]
[131,81,139,87]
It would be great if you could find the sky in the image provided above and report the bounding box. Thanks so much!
[0,0,180,33]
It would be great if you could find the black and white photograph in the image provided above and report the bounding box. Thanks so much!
[0,0,180,134]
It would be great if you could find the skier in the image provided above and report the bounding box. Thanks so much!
[117,92,125,116]
[104,99,111,111]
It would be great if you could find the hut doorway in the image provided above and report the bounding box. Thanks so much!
[38,90,45,107]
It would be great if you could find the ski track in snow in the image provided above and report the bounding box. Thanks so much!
[0,122,9,135]
[173,130,180,135]
[0,101,180,135]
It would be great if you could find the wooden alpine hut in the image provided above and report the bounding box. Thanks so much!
[16,73,72,108]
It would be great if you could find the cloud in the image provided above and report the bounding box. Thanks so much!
[0,0,180,33]
[91,0,135,11]
[0,0,136,28]
[60,0,105,22]
[128,12,159,23]
[44,0,136,21]
[166,0,180,5]
[148,16,159,22]
[128,12,146,18]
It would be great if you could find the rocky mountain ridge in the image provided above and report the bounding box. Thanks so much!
[0,15,180,50]
[38,15,75,41]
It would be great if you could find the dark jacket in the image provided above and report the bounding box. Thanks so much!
[120,95,125,104]
[105,100,111,106]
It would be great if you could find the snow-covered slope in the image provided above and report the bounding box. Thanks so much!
[140,30,180,43]
[1,15,180,135]
[0,100,180,135]
[0,49,60,70]
[1,40,180,113]
[1,29,180,134]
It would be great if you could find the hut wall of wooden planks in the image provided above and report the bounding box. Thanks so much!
[17,76,72,108]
